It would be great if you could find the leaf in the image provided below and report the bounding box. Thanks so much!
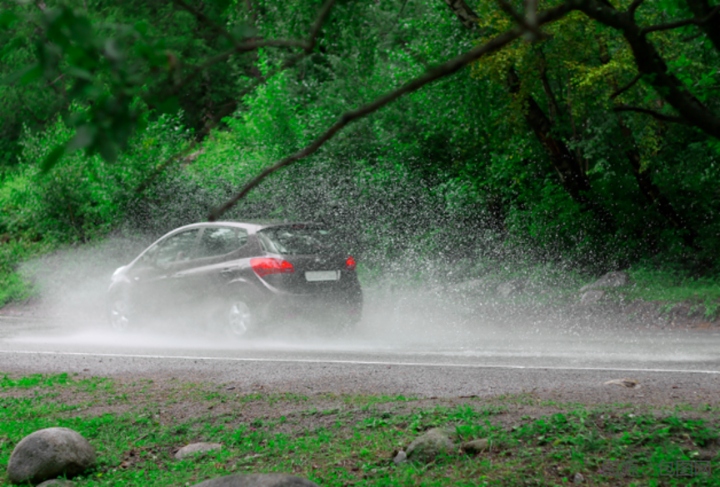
[154,96,180,115]
[66,66,93,81]
[67,125,96,152]
[0,10,18,29]
[103,38,123,62]
[96,135,119,163]
[41,144,67,174]
[0,64,42,85]
[133,20,149,36]
[230,23,257,40]
[68,15,94,46]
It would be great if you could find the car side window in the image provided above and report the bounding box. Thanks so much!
[150,229,201,266]
[196,227,249,258]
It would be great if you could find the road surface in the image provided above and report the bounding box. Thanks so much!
[1,310,719,404]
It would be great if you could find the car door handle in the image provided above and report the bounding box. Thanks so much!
[220,268,235,276]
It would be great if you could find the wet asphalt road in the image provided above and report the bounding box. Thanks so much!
[1,313,719,402]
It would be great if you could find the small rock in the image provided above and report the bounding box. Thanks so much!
[580,290,605,305]
[573,472,585,483]
[175,442,223,460]
[393,450,407,464]
[37,480,75,487]
[191,473,320,487]
[453,279,486,293]
[8,427,96,485]
[580,271,629,292]
[604,378,640,388]
[406,427,455,463]
[460,438,489,454]
[497,280,524,298]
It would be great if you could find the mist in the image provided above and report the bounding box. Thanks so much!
[7,230,716,369]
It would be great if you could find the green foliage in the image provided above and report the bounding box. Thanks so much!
[2,0,720,305]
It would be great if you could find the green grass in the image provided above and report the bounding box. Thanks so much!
[1,373,718,486]
[626,267,720,318]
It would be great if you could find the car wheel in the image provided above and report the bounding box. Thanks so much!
[107,292,134,332]
[225,299,255,338]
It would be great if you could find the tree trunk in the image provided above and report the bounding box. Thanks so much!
[507,69,616,233]
[685,0,720,52]
[578,0,720,140]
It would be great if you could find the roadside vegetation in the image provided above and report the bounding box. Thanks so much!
[2,0,720,312]
[1,373,718,486]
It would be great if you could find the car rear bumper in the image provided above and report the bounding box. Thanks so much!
[256,288,363,324]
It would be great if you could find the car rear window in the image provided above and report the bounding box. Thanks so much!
[258,225,333,255]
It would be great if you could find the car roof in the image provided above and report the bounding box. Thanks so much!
[168,221,322,235]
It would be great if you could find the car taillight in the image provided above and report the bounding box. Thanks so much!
[345,256,357,271]
[250,258,294,277]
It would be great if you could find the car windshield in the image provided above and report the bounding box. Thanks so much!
[258,225,333,255]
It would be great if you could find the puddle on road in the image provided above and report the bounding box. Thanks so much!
[3,244,719,365]
[3,293,720,365]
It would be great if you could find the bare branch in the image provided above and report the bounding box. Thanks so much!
[305,0,336,52]
[610,73,641,99]
[685,0,720,51]
[172,0,237,47]
[576,0,720,139]
[628,0,645,17]
[164,0,337,100]
[208,2,573,220]
[641,7,720,35]
[681,32,703,42]
[524,0,539,41]
[136,51,309,194]
[613,105,688,124]
[173,0,332,54]
[496,0,548,41]
[443,0,480,30]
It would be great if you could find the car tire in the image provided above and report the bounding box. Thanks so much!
[224,298,256,338]
[107,290,134,332]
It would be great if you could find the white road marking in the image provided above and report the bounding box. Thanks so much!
[1,349,719,374]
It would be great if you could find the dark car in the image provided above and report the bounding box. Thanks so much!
[107,221,363,336]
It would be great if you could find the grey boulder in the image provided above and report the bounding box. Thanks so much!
[460,438,489,454]
[37,480,75,487]
[580,271,629,292]
[8,427,96,485]
[191,474,320,487]
[580,289,605,305]
[496,279,524,298]
[406,427,455,462]
[175,442,222,459]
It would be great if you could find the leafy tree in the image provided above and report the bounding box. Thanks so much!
[2,0,720,274]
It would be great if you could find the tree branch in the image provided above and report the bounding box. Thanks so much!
[610,73,641,99]
[613,105,688,124]
[576,0,720,139]
[443,0,480,30]
[172,0,238,47]
[524,0,540,41]
[496,0,548,41]
[628,0,645,18]
[641,7,720,35]
[305,0,336,53]
[208,3,573,220]
[683,1,720,51]
[136,50,309,195]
